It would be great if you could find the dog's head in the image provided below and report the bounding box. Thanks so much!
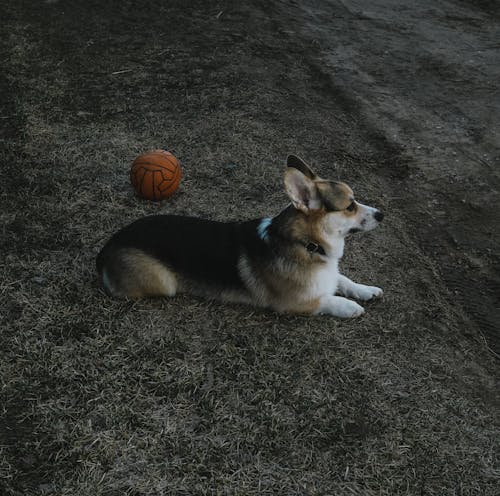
[284,155,383,239]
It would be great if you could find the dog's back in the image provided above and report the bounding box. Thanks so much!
[97,215,271,301]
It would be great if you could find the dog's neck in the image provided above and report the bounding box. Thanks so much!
[257,206,346,262]
[323,235,345,260]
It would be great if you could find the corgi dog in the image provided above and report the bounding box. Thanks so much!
[96,155,384,318]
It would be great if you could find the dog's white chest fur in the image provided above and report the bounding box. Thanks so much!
[306,257,340,300]
[303,235,345,298]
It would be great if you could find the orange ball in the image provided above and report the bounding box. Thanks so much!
[130,150,181,201]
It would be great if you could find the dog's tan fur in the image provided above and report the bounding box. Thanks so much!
[103,248,177,299]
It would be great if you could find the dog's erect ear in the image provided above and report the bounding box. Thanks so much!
[284,167,322,213]
[286,155,316,180]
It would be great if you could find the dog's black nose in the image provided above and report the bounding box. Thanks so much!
[374,210,384,222]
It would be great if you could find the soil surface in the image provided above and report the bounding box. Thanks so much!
[1,1,499,495]
[290,0,500,354]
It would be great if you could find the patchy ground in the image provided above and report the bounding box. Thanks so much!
[1,1,499,495]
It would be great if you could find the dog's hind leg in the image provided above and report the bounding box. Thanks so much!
[100,248,178,299]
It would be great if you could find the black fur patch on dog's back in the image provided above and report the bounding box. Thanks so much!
[97,215,270,290]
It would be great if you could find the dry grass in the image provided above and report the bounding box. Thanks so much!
[1,1,499,495]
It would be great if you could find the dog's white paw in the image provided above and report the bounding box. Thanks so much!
[318,296,365,318]
[338,299,365,318]
[351,285,383,301]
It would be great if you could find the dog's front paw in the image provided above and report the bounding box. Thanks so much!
[338,299,365,318]
[354,285,383,301]
[318,296,365,318]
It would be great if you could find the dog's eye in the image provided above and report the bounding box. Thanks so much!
[346,202,356,212]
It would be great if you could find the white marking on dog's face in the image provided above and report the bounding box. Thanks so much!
[323,200,383,238]
[351,201,383,233]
